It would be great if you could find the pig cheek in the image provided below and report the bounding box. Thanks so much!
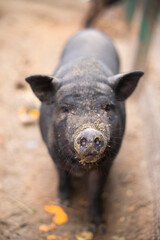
[107,114,120,144]
[100,112,111,142]
[48,115,67,156]
[100,111,118,146]
[55,114,76,157]
[65,115,76,150]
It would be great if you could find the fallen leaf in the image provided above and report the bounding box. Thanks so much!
[39,224,50,232]
[75,231,93,240]
[119,216,125,223]
[18,107,28,114]
[46,235,68,240]
[39,223,55,232]
[29,109,40,118]
[122,175,136,184]
[112,236,125,240]
[47,235,57,240]
[0,137,3,144]
[18,107,39,125]
[15,82,26,90]
[126,189,133,197]
[45,205,68,225]
[78,199,88,207]
[128,205,136,212]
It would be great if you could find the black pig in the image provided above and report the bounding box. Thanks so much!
[25,29,143,233]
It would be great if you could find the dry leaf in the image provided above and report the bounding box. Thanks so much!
[78,199,88,207]
[18,107,28,114]
[76,231,93,240]
[112,236,125,240]
[0,137,3,144]
[39,223,55,232]
[126,189,133,197]
[45,205,68,225]
[128,205,136,212]
[15,81,26,90]
[18,107,39,125]
[119,217,125,223]
[46,235,68,240]
[39,224,50,232]
[47,235,57,240]
[29,109,40,118]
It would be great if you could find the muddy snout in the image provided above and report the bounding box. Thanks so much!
[74,128,107,164]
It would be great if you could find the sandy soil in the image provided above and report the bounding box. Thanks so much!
[0,0,160,239]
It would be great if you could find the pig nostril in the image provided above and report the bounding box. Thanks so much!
[94,137,101,146]
[80,138,87,147]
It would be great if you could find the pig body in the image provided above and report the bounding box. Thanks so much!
[26,29,143,232]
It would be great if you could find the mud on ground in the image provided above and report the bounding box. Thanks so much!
[0,0,160,239]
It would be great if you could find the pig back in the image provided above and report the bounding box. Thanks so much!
[59,29,119,75]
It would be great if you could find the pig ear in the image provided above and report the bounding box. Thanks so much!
[25,75,60,104]
[108,70,144,101]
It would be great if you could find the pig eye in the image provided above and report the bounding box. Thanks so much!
[105,104,111,112]
[61,106,69,113]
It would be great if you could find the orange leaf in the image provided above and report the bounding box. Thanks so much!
[29,109,40,119]
[128,205,136,212]
[0,137,3,144]
[47,235,57,240]
[39,223,55,232]
[45,205,68,225]
[76,231,93,240]
[18,107,28,115]
[39,224,50,232]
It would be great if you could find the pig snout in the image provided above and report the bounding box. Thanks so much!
[74,128,107,164]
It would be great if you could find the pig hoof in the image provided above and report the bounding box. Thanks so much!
[98,223,106,234]
[63,199,70,207]
[55,197,70,207]
[88,223,106,235]
[88,223,97,235]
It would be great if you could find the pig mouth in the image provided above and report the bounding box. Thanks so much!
[78,154,102,166]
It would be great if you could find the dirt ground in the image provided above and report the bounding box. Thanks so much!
[0,0,160,239]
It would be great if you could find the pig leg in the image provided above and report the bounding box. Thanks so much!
[57,168,70,206]
[88,169,107,234]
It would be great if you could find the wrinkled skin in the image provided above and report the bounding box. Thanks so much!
[26,29,144,233]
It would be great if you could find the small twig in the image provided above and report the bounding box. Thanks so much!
[7,195,36,215]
